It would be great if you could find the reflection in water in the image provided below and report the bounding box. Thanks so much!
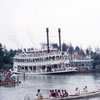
[1,73,100,100]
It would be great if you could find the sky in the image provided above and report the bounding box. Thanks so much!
[0,0,100,51]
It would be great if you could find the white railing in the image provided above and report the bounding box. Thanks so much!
[15,52,68,58]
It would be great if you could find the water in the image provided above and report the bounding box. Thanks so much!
[1,73,100,100]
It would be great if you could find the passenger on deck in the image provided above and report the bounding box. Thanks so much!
[75,87,80,96]
[11,73,17,81]
[36,89,43,99]
[64,90,68,97]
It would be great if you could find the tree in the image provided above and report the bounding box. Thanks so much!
[0,43,4,69]
[79,49,85,56]
[92,54,100,67]
[62,43,68,52]
[3,49,10,64]
[75,46,80,52]
[86,49,89,55]
[68,46,74,54]
[68,45,74,60]
[52,43,59,49]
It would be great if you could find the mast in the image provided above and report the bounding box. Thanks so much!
[46,28,50,53]
[58,28,61,51]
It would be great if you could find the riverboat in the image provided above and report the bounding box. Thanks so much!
[13,28,77,75]
[24,91,100,100]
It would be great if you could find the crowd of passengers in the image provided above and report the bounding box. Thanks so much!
[0,71,17,82]
[36,89,68,99]
[49,89,68,97]
[36,86,89,99]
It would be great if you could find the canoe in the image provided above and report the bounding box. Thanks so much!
[63,91,100,100]
[24,91,100,100]
[0,80,21,86]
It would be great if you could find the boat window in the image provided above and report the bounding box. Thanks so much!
[18,66,21,72]
[41,58,43,62]
[21,66,24,70]
[29,66,32,71]
[82,64,84,66]
[25,66,28,72]
[56,56,59,60]
[49,57,51,60]
[65,56,67,59]
[42,66,45,69]
[37,58,39,62]
[54,64,57,68]
[33,66,36,70]
[25,59,27,62]
[52,56,55,60]
[22,59,24,62]
[61,56,64,60]
[45,57,48,61]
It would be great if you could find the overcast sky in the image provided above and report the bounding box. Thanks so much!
[0,0,100,50]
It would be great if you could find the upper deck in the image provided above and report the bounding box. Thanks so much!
[13,44,70,65]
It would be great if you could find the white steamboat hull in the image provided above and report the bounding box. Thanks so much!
[13,69,77,75]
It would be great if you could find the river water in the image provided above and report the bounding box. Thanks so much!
[1,73,100,100]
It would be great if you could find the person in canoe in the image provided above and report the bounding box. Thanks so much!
[55,89,58,97]
[50,90,53,98]
[64,90,68,97]
[85,86,88,92]
[58,90,62,97]
[75,87,80,96]
[81,87,88,95]
[36,89,43,99]
[61,90,65,97]
[84,86,88,94]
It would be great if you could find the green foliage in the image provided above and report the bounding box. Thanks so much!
[86,49,89,55]
[0,42,100,70]
[75,46,80,52]
[62,43,68,51]
[92,53,100,67]
[0,43,4,69]
[0,43,16,70]
[52,43,59,49]
[68,46,74,54]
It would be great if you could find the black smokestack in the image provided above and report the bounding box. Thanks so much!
[46,28,50,53]
[58,28,61,51]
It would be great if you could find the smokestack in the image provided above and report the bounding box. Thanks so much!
[58,28,61,51]
[46,28,50,53]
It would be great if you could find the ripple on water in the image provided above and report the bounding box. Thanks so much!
[1,73,100,100]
